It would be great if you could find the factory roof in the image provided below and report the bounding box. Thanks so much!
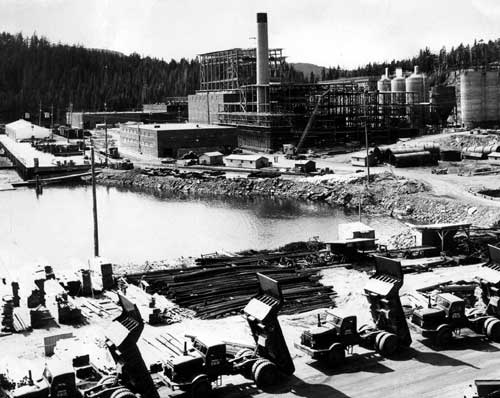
[202,151,223,157]
[139,123,234,131]
[225,154,267,161]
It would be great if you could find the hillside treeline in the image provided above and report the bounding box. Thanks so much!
[0,32,200,122]
[318,39,500,85]
[1,31,500,123]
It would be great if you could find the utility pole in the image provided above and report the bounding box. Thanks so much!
[104,101,108,167]
[104,65,108,167]
[91,147,99,257]
[364,91,370,185]
[39,100,42,126]
[50,104,54,130]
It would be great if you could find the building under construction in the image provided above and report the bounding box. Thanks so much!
[188,13,444,153]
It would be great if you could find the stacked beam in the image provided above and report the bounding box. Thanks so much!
[126,264,336,319]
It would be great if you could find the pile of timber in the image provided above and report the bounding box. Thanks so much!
[126,264,336,319]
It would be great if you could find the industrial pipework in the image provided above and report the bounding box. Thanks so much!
[256,12,269,113]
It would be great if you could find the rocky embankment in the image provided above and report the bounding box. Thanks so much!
[95,169,500,227]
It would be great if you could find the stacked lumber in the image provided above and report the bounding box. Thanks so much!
[126,265,336,319]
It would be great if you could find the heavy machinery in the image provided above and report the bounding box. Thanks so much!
[410,291,500,346]
[476,244,500,316]
[284,89,330,159]
[0,294,160,398]
[162,273,294,397]
[464,380,500,398]
[295,256,412,367]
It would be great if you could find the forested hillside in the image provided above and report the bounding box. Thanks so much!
[0,32,199,122]
[1,32,500,123]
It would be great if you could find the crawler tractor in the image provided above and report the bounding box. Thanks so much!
[295,256,412,367]
[410,292,500,346]
[162,273,295,397]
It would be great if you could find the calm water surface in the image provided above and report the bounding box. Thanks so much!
[0,185,404,273]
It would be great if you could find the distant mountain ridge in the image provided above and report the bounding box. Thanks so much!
[290,62,326,78]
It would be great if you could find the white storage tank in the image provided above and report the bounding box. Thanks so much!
[391,68,406,104]
[377,68,391,106]
[406,66,425,104]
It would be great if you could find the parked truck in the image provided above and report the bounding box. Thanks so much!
[294,256,412,367]
[409,291,500,346]
[0,294,161,398]
[161,272,295,397]
[476,244,500,316]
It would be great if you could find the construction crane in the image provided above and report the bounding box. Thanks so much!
[284,89,330,159]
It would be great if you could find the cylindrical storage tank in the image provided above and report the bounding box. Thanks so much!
[391,68,406,105]
[378,68,391,107]
[406,66,425,104]
[485,71,500,123]
[460,70,485,128]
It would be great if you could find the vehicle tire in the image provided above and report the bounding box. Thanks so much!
[378,333,398,357]
[251,358,269,378]
[435,324,453,347]
[191,376,212,398]
[253,360,279,389]
[97,375,118,386]
[374,332,387,353]
[110,387,135,398]
[326,343,345,367]
[486,318,500,342]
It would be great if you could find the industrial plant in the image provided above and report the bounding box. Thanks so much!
[5,5,500,398]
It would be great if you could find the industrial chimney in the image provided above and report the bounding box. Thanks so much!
[256,12,269,113]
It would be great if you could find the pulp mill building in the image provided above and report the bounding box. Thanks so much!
[114,12,500,159]
[186,13,447,153]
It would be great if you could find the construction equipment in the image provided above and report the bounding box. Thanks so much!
[476,244,500,315]
[295,257,411,367]
[464,380,500,397]
[162,273,294,397]
[409,291,500,346]
[284,89,330,159]
[0,294,160,398]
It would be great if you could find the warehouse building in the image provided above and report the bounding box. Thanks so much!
[224,154,270,169]
[67,109,186,129]
[119,123,238,158]
[5,119,52,141]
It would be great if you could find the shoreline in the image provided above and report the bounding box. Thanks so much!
[95,169,500,228]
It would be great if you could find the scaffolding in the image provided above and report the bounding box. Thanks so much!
[217,82,424,133]
[199,48,285,91]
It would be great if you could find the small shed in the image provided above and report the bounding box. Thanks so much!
[294,160,316,173]
[332,222,377,251]
[224,154,270,169]
[411,222,471,252]
[199,151,224,166]
[351,152,377,167]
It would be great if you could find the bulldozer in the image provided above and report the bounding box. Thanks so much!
[161,273,294,397]
[295,256,412,367]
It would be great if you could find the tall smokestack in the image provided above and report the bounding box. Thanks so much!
[256,12,269,113]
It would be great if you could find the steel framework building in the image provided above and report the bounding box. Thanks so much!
[199,48,285,91]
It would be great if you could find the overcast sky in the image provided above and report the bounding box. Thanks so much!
[1,0,500,68]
